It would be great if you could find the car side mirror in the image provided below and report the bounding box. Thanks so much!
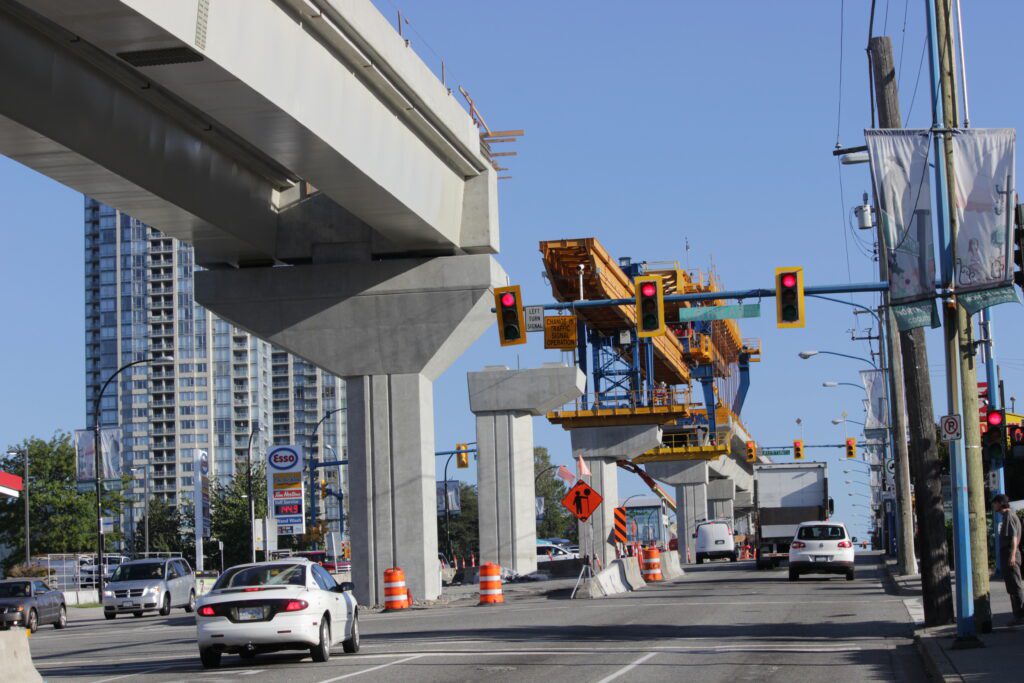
[337,582,355,593]
[691,533,697,539]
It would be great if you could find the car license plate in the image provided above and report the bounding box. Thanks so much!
[813,555,831,562]
[121,600,136,608]
[237,607,264,621]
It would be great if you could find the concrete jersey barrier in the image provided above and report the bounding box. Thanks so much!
[0,629,42,682]
[661,550,686,580]
[619,555,647,591]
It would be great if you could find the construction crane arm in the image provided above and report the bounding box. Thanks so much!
[616,460,676,512]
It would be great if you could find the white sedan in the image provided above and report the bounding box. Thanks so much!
[788,521,856,581]
[195,559,359,668]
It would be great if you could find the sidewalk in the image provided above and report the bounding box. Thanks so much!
[885,559,1018,682]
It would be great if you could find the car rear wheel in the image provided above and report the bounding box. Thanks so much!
[730,553,738,563]
[54,605,67,629]
[696,555,704,565]
[159,594,171,616]
[27,609,38,633]
[200,648,221,669]
[184,591,196,613]
[238,649,257,660]
[846,570,855,581]
[788,569,799,581]
[311,618,331,663]
[342,613,360,654]
[104,612,116,620]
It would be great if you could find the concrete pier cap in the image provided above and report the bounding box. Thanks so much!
[569,425,663,461]
[196,254,507,607]
[468,364,586,575]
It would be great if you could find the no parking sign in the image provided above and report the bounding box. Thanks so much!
[940,414,962,442]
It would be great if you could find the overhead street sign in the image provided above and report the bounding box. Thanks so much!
[562,481,602,522]
[524,306,545,332]
[678,303,761,322]
[760,447,792,457]
[940,414,962,442]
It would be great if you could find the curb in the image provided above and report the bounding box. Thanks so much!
[913,631,962,683]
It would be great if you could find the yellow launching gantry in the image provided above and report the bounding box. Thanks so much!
[539,238,761,462]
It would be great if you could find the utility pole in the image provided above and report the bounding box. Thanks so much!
[864,36,937,581]
[935,0,991,635]
[926,0,980,645]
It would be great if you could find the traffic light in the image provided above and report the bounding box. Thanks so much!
[775,267,805,328]
[319,479,328,499]
[745,441,757,463]
[793,439,804,460]
[1014,205,1024,291]
[456,443,470,469]
[634,275,665,338]
[1009,424,1024,459]
[983,409,1007,460]
[845,438,857,459]
[494,285,526,347]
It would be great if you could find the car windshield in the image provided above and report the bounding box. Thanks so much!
[0,582,31,598]
[797,525,847,540]
[110,563,165,582]
[214,564,306,589]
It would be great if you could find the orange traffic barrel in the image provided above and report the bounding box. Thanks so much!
[478,562,504,605]
[383,567,410,611]
[641,547,663,582]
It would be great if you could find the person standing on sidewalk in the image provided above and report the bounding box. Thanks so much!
[993,494,1024,625]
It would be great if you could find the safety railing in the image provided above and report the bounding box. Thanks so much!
[552,386,693,413]
[659,426,733,450]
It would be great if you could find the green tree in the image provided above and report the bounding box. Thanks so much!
[210,463,267,568]
[437,483,478,563]
[131,497,189,559]
[534,447,577,543]
[1,433,129,571]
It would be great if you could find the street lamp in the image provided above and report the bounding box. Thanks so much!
[832,418,866,427]
[247,421,264,563]
[307,407,346,545]
[93,354,171,590]
[848,491,870,499]
[325,444,346,542]
[798,350,878,368]
[6,448,28,565]
[823,381,866,392]
[845,479,870,487]
[129,465,150,555]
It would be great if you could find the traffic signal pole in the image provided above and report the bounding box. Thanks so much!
[926,0,981,646]
[981,308,1004,577]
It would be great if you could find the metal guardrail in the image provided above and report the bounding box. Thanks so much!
[554,387,692,413]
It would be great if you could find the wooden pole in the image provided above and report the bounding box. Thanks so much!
[869,35,954,626]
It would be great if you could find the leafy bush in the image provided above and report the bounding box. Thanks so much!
[7,563,51,578]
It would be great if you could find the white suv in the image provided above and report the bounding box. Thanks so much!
[788,521,855,581]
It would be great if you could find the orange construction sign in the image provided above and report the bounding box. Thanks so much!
[561,481,603,522]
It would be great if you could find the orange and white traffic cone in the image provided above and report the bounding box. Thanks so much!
[383,567,410,611]
[479,563,504,605]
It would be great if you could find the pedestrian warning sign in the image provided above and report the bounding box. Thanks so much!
[561,481,603,522]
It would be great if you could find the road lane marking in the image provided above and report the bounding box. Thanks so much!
[315,653,427,682]
[595,652,658,683]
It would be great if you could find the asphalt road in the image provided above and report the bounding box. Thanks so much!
[28,552,925,682]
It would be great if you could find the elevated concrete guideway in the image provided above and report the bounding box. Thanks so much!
[0,0,498,264]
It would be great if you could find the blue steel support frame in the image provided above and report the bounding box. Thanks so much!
[732,351,751,416]
[577,317,589,410]
[693,365,717,438]
[591,332,635,408]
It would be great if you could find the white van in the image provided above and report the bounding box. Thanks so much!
[694,520,737,564]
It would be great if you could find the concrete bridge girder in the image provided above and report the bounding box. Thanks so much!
[468,366,586,576]
[1,0,498,264]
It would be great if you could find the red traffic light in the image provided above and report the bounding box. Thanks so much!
[986,409,1004,427]
[640,282,657,297]
[781,273,797,288]
[500,292,516,307]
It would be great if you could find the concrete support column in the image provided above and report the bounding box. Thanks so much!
[475,411,535,573]
[347,373,439,605]
[677,483,708,563]
[469,365,585,576]
[707,478,736,525]
[570,425,662,568]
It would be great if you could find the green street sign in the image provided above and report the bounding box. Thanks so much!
[678,303,761,323]
[760,447,793,457]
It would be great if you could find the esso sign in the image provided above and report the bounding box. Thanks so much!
[267,446,302,472]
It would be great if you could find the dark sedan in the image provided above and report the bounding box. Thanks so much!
[0,579,67,632]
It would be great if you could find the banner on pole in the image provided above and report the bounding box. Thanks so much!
[950,129,1019,313]
[74,428,123,481]
[865,129,938,330]
[861,369,889,431]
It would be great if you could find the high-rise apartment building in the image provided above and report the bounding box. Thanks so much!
[84,198,346,541]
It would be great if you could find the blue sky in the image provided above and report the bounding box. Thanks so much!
[3,1,1024,541]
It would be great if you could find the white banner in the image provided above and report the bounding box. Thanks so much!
[866,130,937,304]
[952,129,1016,303]
[75,428,122,481]
[861,370,889,431]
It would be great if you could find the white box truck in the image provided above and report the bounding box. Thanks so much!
[753,462,832,569]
